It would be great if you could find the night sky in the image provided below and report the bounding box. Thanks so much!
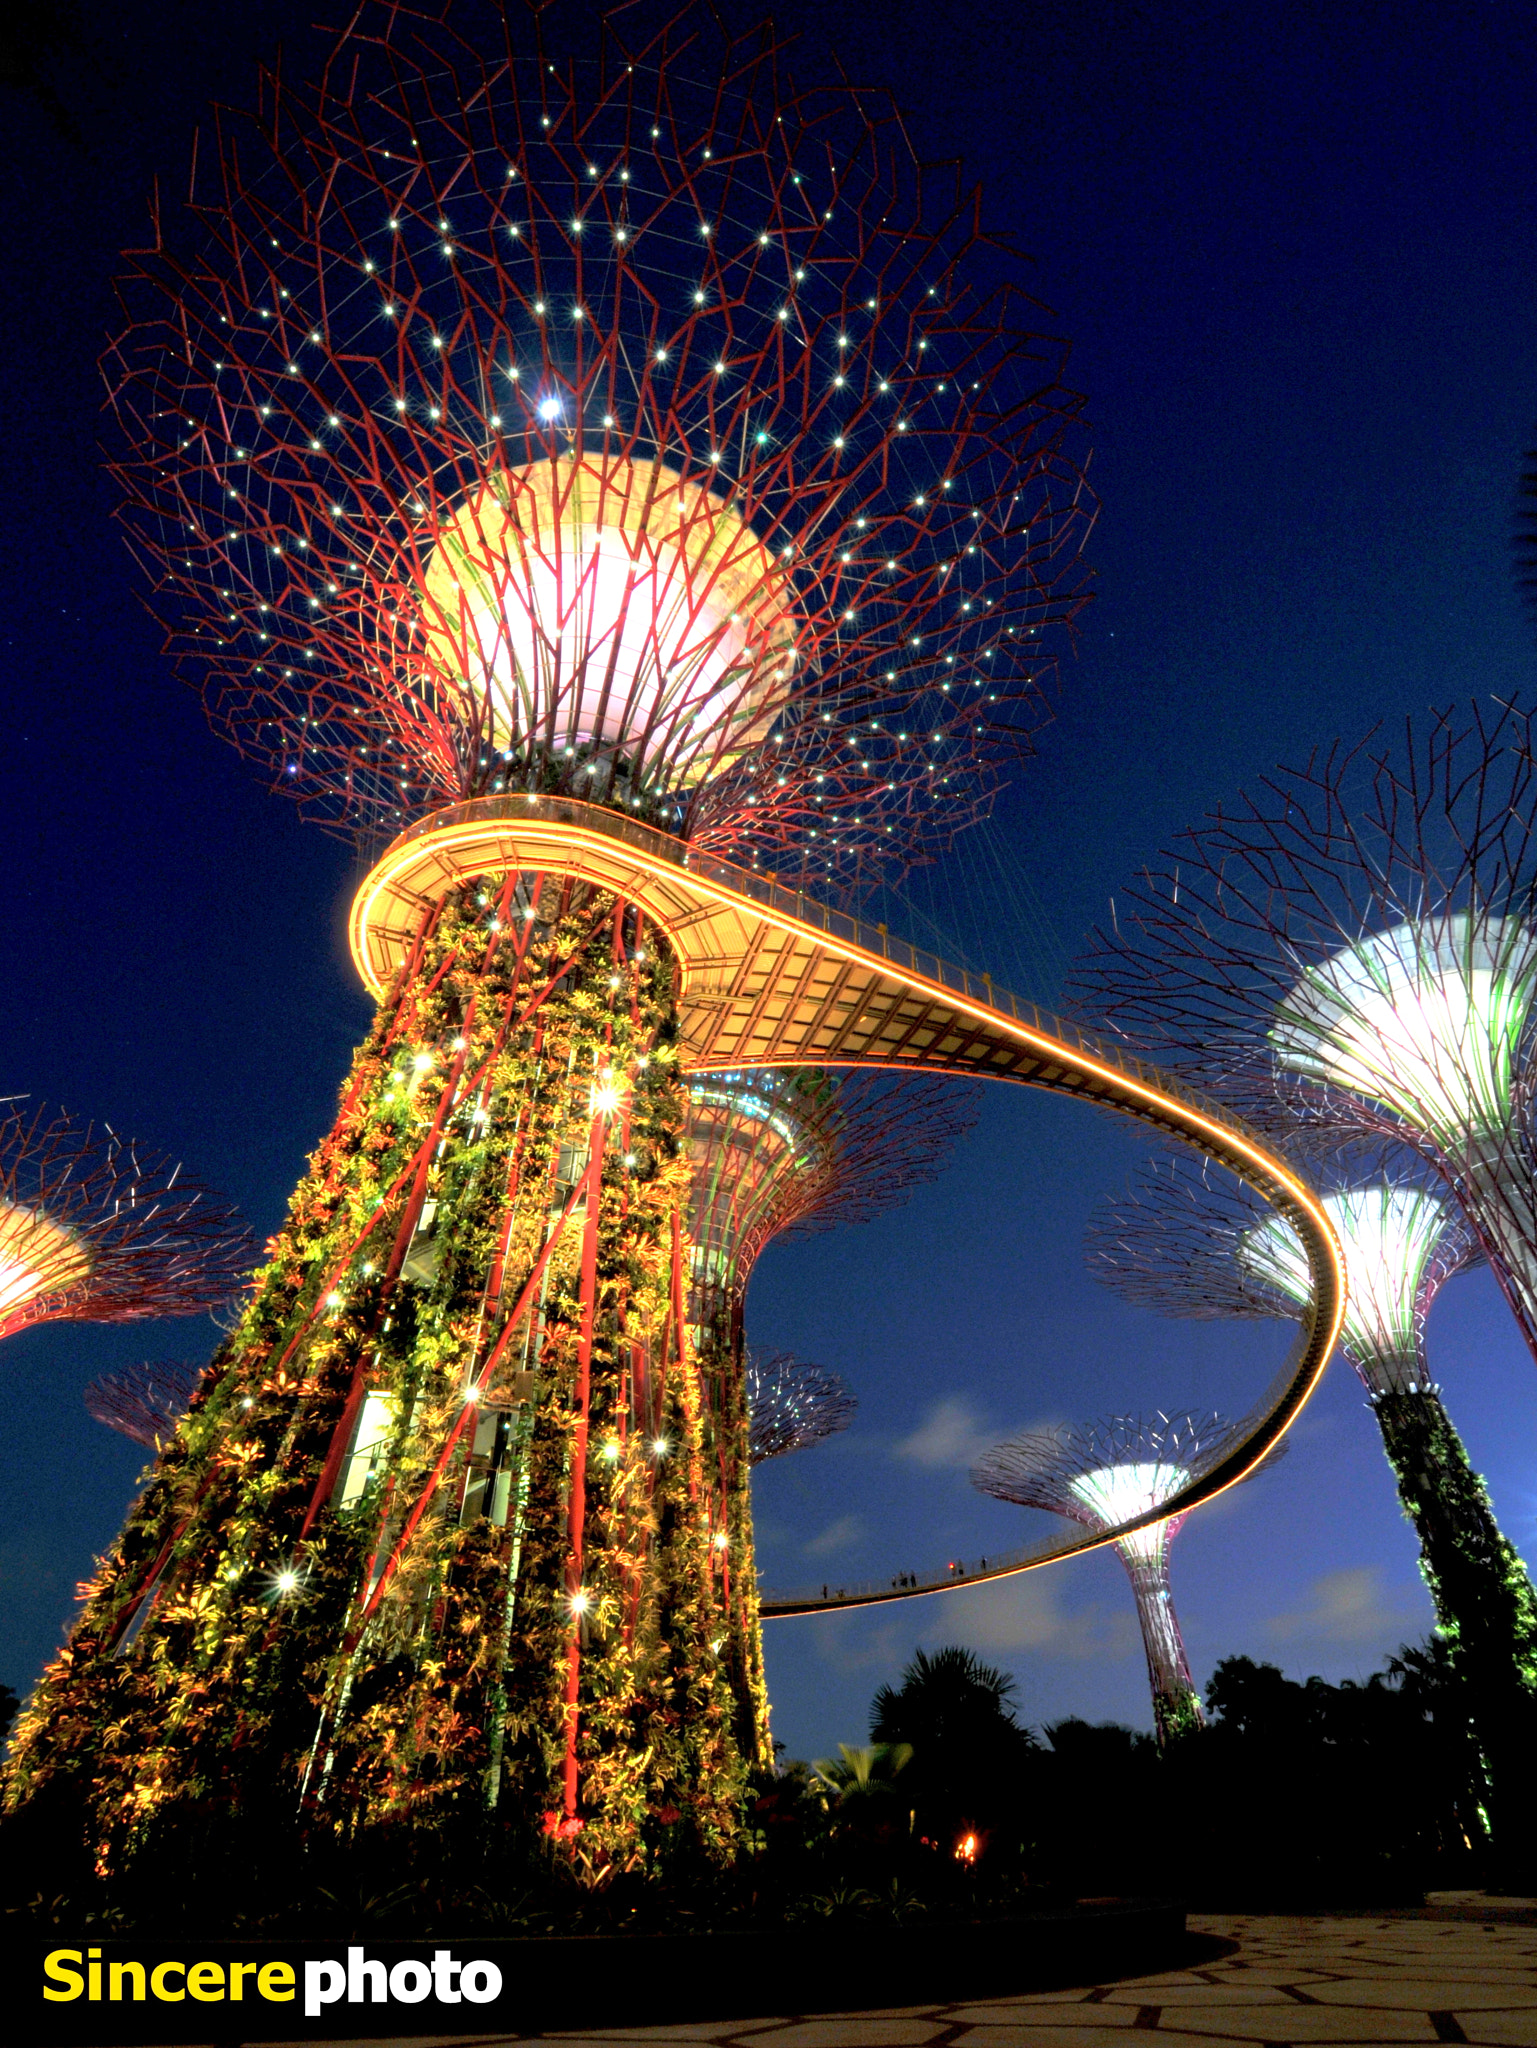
[3,0,1537,1766]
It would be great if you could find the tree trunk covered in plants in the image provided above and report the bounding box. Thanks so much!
[1120,1548,1204,1747]
[1372,1386,1537,1882]
[690,1295,771,1771]
[2,871,759,1883]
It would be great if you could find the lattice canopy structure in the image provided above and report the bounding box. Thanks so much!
[1086,1142,1479,1402]
[974,1411,1249,1744]
[0,1105,253,1343]
[684,1066,978,1336]
[1067,702,1537,1370]
[107,0,1093,889]
[1086,1141,1537,1850]
[85,1362,206,1451]
[745,1350,855,1464]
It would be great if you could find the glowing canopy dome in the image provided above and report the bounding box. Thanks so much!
[1067,1460,1188,1565]
[104,0,1094,882]
[1239,1183,1458,1391]
[1272,915,1537,1146]
[0,1200,93,1327]
[422,457,797,788]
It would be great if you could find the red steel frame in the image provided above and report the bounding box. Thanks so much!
[103,0,1093,892]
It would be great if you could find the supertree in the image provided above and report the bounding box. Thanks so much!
[1086,1141,1537,1851]
[745,1350,855,1463]
[682,1065,975,1750]
[1066,702,1537,1371]
[84,1362,206,1451]
[973,1411,1250,1744]
[3,0,1094,1879]
[0,1105,253,1342]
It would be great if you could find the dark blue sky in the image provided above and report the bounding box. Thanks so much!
[3,0,1536,1761]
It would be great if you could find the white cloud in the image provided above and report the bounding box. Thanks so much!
[894,1396,993,1469]
[1264,1566,1427,1652]
[804,1513,867,1558]
[925,1572,1140,1660]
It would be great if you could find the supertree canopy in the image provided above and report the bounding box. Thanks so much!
[744,1350,855,1464]
[84,1362,207,1451]
[973,1412,1247,1744]
[0,1105,253,1342]
[1066,702,1537,1369]
[684,1066,979,1338]
[106,0,1093,885]
[1087,1144,1480,1401]
[1087,1142,1537,1851]
[6,0,1081,1886]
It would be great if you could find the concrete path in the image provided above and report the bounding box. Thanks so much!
[120,1907,1537,2048]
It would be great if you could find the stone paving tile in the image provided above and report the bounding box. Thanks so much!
[795,2012,948,2023]
[543,2027,791,2041]
[951,2010,1140,2029]
[1101,1985,1298,2005]
[1179,1970,1367,1986]
[1458,2017,1537,2045]
[1154,2009,1441,2041]
[1304,1982,1537,2011]
[1094,1975,1236,1989]
[950,1998,1147,2015]
[1321,1971,1537,1986]
[258,2038,497,2047]
[953,2034,1218,2048]
[738,2022,946,2048]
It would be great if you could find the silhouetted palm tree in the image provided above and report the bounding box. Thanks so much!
[869,1647,1038,1847]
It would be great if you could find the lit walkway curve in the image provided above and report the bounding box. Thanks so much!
[350,794,1345,1619]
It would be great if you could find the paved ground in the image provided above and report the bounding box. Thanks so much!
[118,1908,1537,2048]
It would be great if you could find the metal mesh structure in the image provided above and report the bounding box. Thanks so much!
[84,1361,206,1451]
[744,1349,854,1463]
[0,1104,254,1342]
[684,1067,979,1329]
[1086,1140,1479,1400]
[1066,701,1537,1369]
[105,0,1094,891]
[974,1411,1248,1744]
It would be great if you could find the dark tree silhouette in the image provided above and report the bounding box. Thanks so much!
[870,1646,1036,1849]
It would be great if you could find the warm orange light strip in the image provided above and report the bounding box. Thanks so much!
[349,805,1347,1615]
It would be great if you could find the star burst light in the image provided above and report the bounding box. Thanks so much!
[106,0,1094,890]
[0,1105,255,1342]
